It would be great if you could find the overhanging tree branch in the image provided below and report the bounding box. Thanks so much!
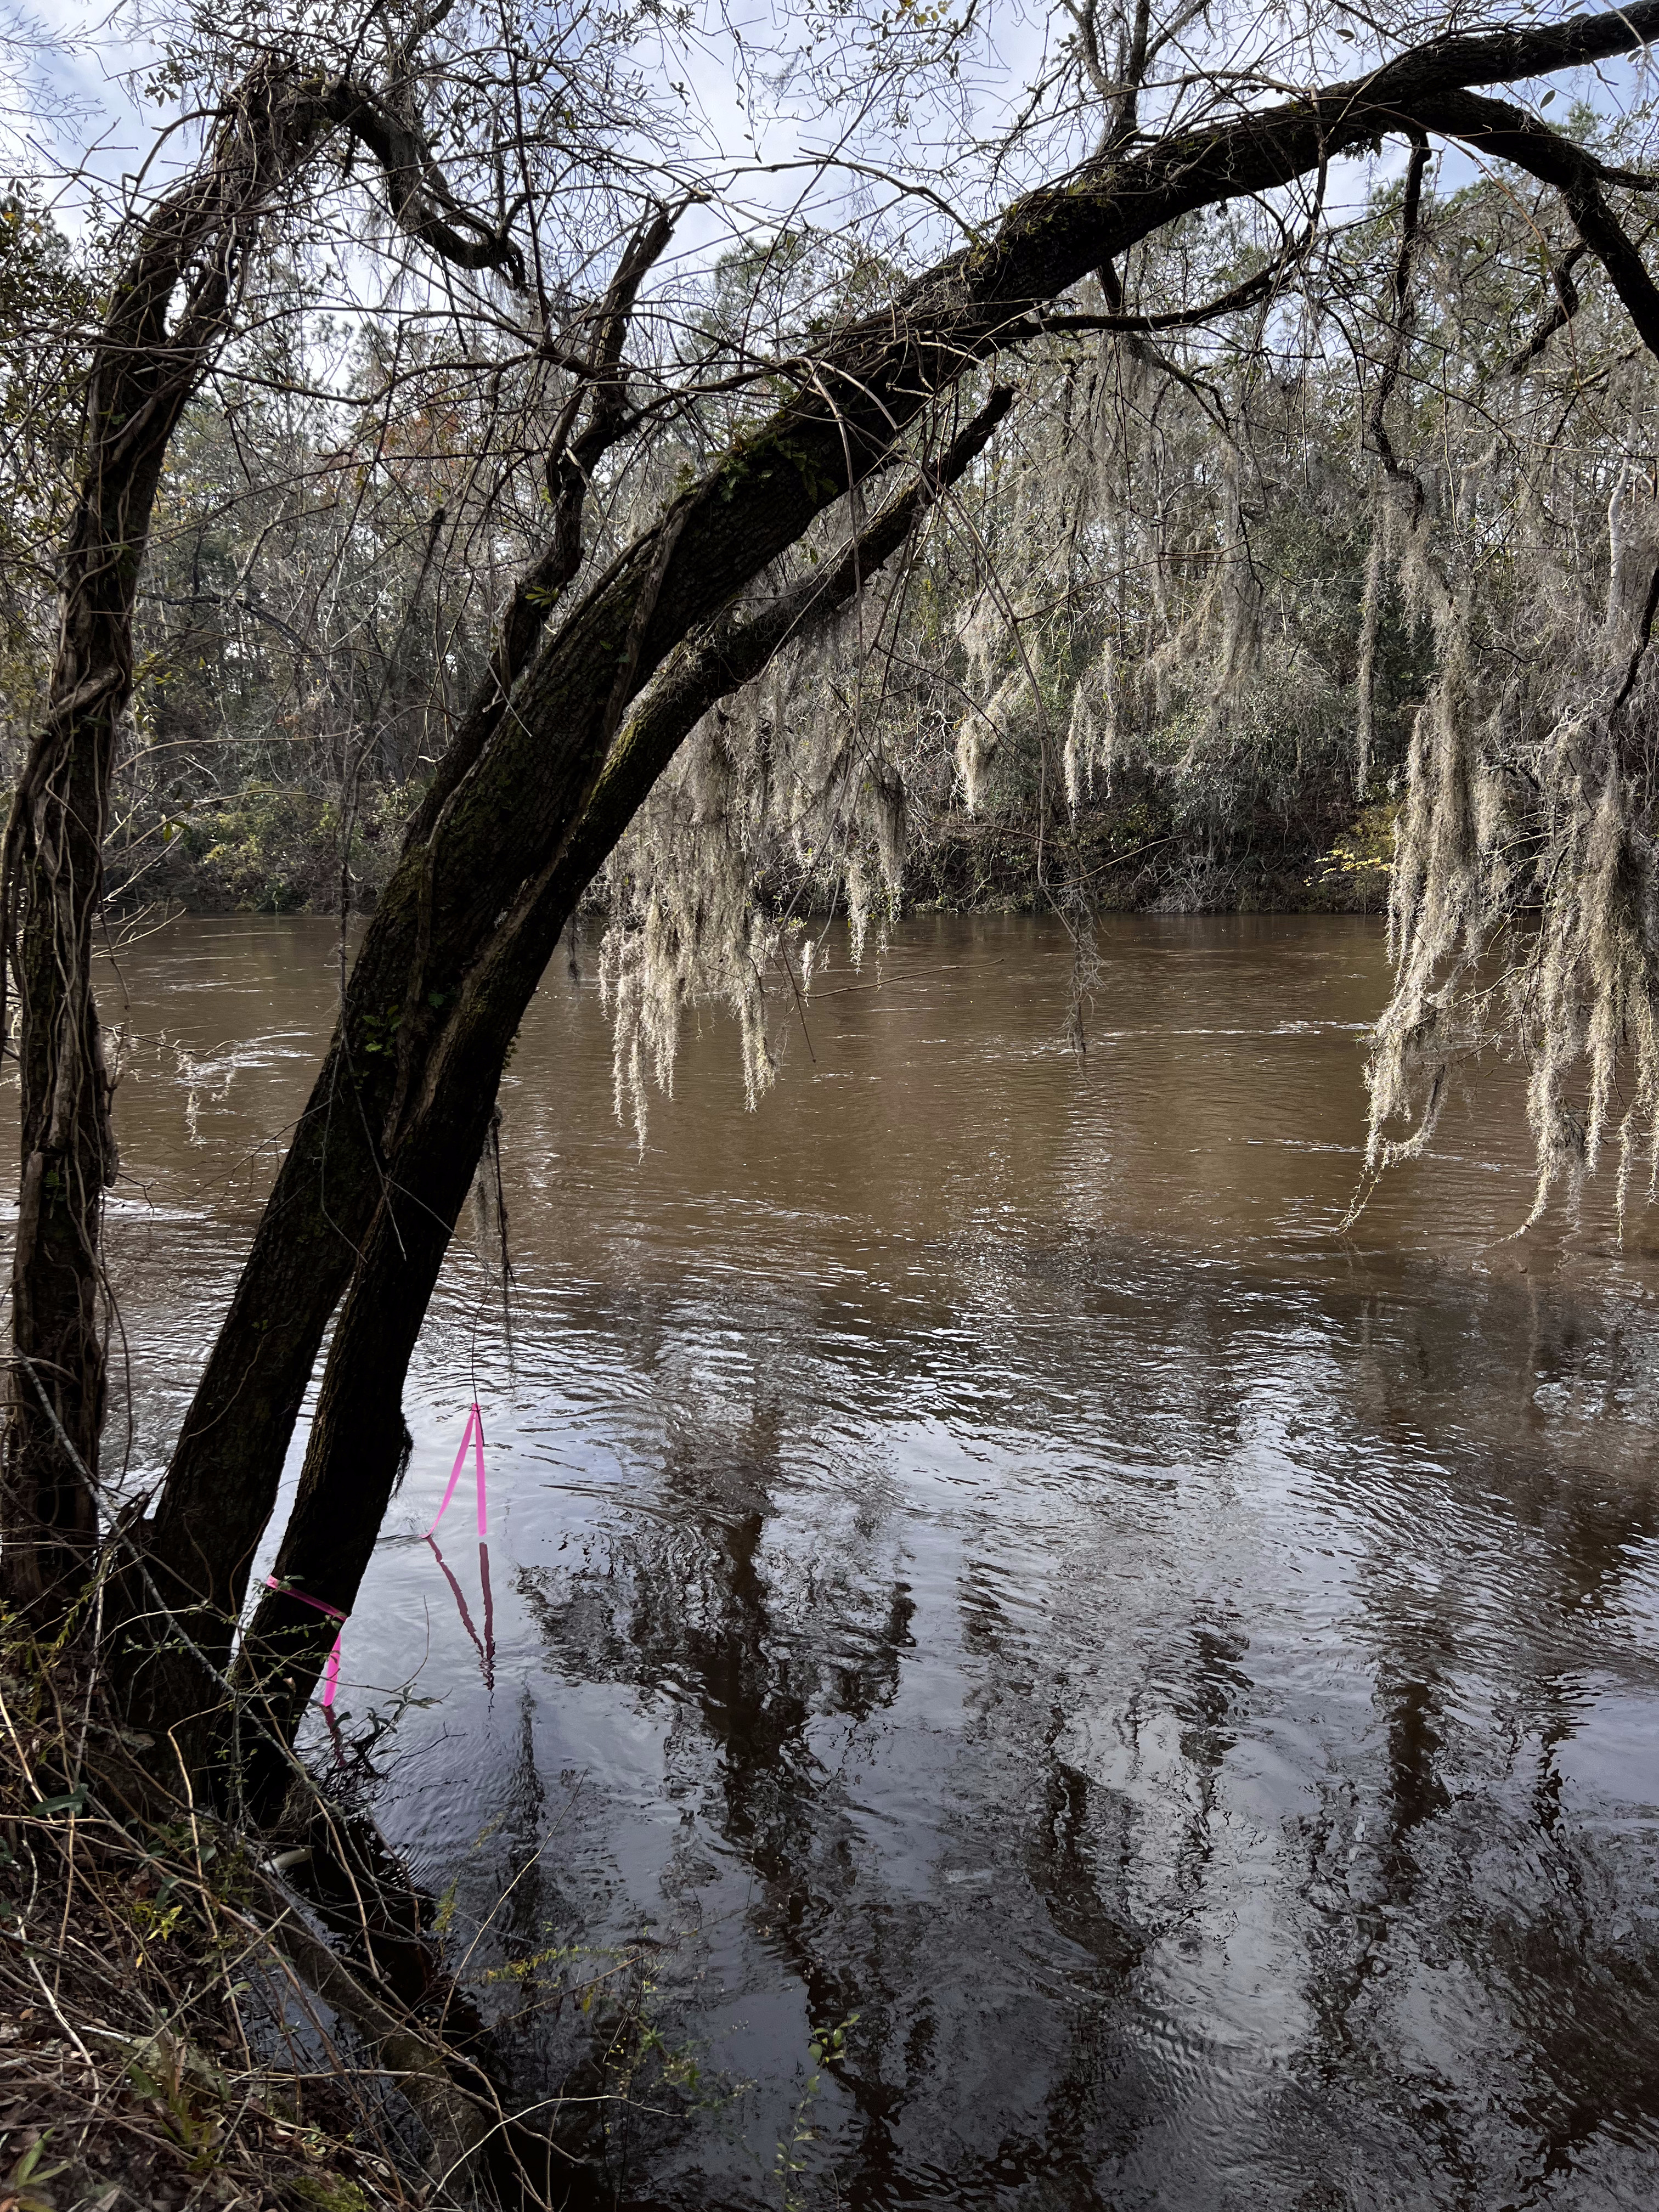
[233,385,1019,1762]
[90,0,1659,1764]
[1403,87,1659,357]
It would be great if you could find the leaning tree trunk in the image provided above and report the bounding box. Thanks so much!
[233,393,1016,1791]
[0,65,343,1624]
[131,207,681,1697]
[131,1,1659,1754]
[138,32,1399,1667]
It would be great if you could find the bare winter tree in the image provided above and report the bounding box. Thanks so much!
[10,0,1659,1809]
[1,36,527,1621]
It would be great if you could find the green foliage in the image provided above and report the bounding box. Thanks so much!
[123,2033,230,2171]
[773,2012,860,2210]
[288,2178,372,2212]
[2,2130,69,2212]
[181,782,330,911]
[138,778,421,912]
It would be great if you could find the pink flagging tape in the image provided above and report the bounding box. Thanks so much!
[263,1406,489,1717]
[427,1402,487,1539]
[264,1576,347,1710]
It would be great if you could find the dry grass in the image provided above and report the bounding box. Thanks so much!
[0,1641,512,2212]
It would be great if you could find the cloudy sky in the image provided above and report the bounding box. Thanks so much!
[4,1,1651,316]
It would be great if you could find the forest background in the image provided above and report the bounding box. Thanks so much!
[3,0,1534,934]
[10,1,1659,2198]
[8,0,1659,1642]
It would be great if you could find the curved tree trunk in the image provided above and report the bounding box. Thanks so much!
[0,64,342,1624]
[90,0,1659,1756]
[0,49,527,1634]
[133,207,684,1673]
[234,391,1017,1781]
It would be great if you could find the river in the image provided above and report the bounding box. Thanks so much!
[98,912,1659,2209]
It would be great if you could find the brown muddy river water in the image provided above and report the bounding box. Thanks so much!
[97,913,1659,2209]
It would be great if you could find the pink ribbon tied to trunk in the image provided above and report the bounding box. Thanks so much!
[263,1577,348,1709]
[264,1406,489,1715]
[427,1400,488,1539]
